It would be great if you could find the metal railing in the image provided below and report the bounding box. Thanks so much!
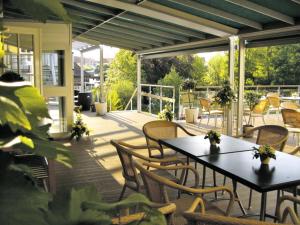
[124,88,137,111]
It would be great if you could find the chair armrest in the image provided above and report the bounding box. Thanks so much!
[276,195,300,223]
[143,161,199,187]
[117,141,149,150]
[177,123,196,136]
[289,146,300,155]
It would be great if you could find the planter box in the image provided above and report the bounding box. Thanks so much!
[95,102,107,116]
[185,108,199,123]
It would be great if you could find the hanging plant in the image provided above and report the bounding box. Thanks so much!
[214,81,236,108]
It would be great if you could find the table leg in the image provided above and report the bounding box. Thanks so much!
[183,157,190,186]
[293,186,298,215]
[260,192,267,221]
[213,171,217,200]
[202,165,206,189]
[232,180,247,215]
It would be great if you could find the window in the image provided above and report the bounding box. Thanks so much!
[42,50,65,86]
[46,96,67,134]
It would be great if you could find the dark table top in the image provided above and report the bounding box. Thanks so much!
[198,151,300,192]
[159,135,259,160]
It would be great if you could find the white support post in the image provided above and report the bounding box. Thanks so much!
[99,45,104,85]
[237,38,246,135]
[137,55,142,112]
[80,51,84,92]
[227,36,236,136]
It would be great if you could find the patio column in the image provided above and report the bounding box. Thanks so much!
[227,36,236,136]
[137,54,142,112]
[237,39,246,135]
[80,51,84,92]
[99,45,104,86]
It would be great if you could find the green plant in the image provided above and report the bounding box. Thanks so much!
[182,78,196,109]
[0,80,166,225]
[244,91,262,125]
[158,104,174,121]
[213,82,236,108]
[204,130,221,144]
[70,111,90,141]
[253,145,276,161]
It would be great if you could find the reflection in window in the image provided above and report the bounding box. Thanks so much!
[3,33,34,84]
[47,96,67,134]
[42,51,64,86]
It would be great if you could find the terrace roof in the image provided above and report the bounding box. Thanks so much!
[4,0,300,56]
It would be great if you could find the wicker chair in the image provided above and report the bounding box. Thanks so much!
[234,125,289,209]
[267,96,281,115]
[267,92,280,98]
[199,98,223,127]
[135,161,235,224]
[244,99,269,126]
[111,140,186,200]
[281,101,300,110]
[111,202,176,225]
[143,120,195,159]
[183,195,300,225]
[281,109,300,146]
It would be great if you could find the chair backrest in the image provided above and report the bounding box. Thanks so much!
[252,99,269,114]
[267,92,279,98]
[199,98,211,112]
[267,96,280,108]
[135,162,170,204]
[254,125,289,151]
[281,101,300,110]
[281,108,300,128]
[143,120,179,157]
[110,140,140,186]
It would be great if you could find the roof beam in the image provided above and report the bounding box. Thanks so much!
[71,16,98,27]
[78,34,142,50]
[168,0,262,30]
[88,31,153,48]
[66,8,105,21]
[85,0,237,36]
[291,0,300,4]
[61,0,115,16]
[119,13,205,39]
[91,28,163,47]
[110,18,189,42]
[80,45,99,53]
[100,23,175,44]
[225,0,295,25]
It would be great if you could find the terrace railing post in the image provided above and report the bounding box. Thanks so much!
[237,38,246,135]
[172,87,175,115]
[298,85,300,96]
[137,55,142,112]
[160,86,163,113]
[149,85,152,114]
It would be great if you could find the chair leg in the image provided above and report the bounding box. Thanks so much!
[119,185,127,201]
[221,176,227,195]
[207,115,210,125]
[248,189,253,209]
[214,115,217,127]
[262,115,266,124]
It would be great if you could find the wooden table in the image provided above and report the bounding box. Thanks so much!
[159,135,300,220]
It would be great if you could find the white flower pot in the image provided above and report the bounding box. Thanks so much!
[95,102,107,116]
[185,108,198,123]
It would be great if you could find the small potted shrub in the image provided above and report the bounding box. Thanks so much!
[204,130,221,146]
[243,91,262,137]
[213,81,236,108]
[71,110,90,141]
[94,84,107,116]
[182,78,198,123]
[158,103,174,121]
[253,145,276,165]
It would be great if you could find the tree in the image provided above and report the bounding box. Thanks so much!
[107,50,137,84]
[204,54,228,85]
[191,55,207,85]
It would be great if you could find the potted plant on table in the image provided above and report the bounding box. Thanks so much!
[204,130,221,146]
[253,145,276,165]
[243,90,262,137]
[182,78,198,123]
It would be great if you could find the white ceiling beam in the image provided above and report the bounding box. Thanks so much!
[291,0,300,4]
[168,0,262,30]
[225,0,295,25]
[85,0,238,37]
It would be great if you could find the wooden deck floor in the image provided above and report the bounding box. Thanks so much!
[55,111,298,224]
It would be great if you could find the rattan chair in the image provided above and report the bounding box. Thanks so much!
[267,92,280,98]
[111,140,185,200]
[281,102,300,110]
[143,120,195,159]
[183,195,300,225]
[234,125,289,209]
[111,202,176,225]
[281,109,300,146]
[199,98,223,127]
[244,99,269,126]
[135,161,235,224]
[267,96,281,115]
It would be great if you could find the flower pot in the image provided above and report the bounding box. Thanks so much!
[260,157,270,165]
[185,108,199,123]
[95,102,107,116]
[209,139,217,146]
[243,124,254,138]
